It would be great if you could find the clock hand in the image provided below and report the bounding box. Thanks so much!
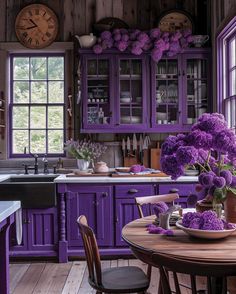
[29,19,37,27]
[25,25,37,30]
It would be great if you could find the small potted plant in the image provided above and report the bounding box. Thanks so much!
[64,139,107,171]
[160,113,236,222]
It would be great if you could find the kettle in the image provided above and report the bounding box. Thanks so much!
[94,161,109,173]
[75,33,97,48]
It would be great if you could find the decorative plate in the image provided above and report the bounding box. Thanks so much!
[176,220,236,239]
[157,10,193,33]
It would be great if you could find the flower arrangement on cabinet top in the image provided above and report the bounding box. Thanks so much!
[64,139,107,162]
[161,113,236,203]
[92,28,194,62]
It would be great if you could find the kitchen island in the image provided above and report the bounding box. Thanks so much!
[0,201,21,294]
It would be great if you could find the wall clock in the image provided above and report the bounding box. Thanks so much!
[157,10,193,33]
[15,4,59,49]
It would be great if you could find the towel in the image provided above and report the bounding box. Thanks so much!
[15,208,22,245]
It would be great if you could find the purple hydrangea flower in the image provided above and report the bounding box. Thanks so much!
[176,146,198,165]
[137,32,149,46]
[150,28,161,39]
[100,30,112,40]
[189,218,201,229]
[93,44,103,54]
[153,202,169,218]
[151,48,163,62]
[121,34,129,42]
[187,130,212,149]
[213,176,226,188]
[220,170,233,185]
[212,130,236,153]
[113,33,121,41]
[154,39,166,51]
[231,176,236,187]
[182,212,201,228]
[200,172,214,187]
[102,39,113,49]
[116,40,128,52]
[161,155,184,179]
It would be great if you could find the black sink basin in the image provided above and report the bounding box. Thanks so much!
[0,176,58,208]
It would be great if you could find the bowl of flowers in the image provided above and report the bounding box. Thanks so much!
[161,113,236,222]
[64,139,107,171]
[176,211,236,239]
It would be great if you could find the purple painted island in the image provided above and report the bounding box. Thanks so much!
[0,201,21,294]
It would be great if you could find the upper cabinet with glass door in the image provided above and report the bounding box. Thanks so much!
[117,56,148,130]
[151,57,181,131]
[82,55,114,130]
[182,53,211,126]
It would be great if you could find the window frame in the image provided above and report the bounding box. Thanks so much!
[217,16,236,131]
[9,52,66,158]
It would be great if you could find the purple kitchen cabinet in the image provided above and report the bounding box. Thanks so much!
[151,48,211,132]
[79,48,211,133]
[10,208,58,256]
[115,184,154,246]
[65,185,113,248]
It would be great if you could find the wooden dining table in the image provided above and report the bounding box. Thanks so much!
[122,214,236,294]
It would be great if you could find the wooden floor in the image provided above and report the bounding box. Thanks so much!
[9,259,236,294]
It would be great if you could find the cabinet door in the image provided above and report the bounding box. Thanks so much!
[151,57,182,131]
[82,55,114,131]
[27,208,58,251]
[66,185,113,247]
[115,198,140,246]
[116,56,148,130]
[182,54,210,125]
[9,209,28,253]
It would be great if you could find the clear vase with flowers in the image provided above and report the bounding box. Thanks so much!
[64,139,107,171]
[160,113,236,221]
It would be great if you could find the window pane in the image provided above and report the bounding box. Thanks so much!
[30,106,46,128]
[13,81,29,103]
[48,57,64,80]
[231,69,236,96]
[30,57,47,80]
[31,81,47,103]
[30,130,46,153]
[48,106,64,128]
[14,57,29,80]
[13,130,29,153]
[230,38,236,68]
[13,106,29,128]
[48,81,64,103]
[48,130,64,153]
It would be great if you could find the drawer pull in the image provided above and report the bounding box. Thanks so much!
[169,188,179,193]
[128,189,138,194]
[102,192,108,197]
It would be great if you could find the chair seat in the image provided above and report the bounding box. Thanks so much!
[95,266,149,293]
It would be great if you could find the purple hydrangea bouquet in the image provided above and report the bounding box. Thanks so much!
[64,139,107,162]
[92,28,193,62]
[161,113,236,206]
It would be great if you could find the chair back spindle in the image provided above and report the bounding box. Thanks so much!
[77,215,102,286]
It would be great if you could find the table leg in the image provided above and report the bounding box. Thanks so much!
[0,216,13,294]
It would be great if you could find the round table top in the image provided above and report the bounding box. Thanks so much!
[122,215,236,263]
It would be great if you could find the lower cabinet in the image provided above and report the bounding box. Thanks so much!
[115,184,154,246]
[10,207,58,256]
[65,185,113,248]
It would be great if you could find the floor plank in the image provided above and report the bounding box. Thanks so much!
[12,263,45,294]
[62,261,86,294]
[10,263,30,293]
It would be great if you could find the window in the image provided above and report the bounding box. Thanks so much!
[10,54,65,156]
[217,16,236,132]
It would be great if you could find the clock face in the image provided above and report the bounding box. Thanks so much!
[15,4,58,49]
[158,12,193,33]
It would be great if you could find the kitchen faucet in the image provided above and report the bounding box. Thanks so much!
[23,147,39,174]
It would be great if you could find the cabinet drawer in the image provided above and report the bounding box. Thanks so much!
[158,184,196,197]
[115,185,154,199]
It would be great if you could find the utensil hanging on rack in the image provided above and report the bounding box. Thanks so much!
[122,138,126,158]
[127,137,131,157]
[133,134,137,156]
[139,134,143,164]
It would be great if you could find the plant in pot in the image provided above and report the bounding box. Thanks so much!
[160,113,236,222]
[64,139,107,171]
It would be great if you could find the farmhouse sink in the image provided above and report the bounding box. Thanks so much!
[0,175,58,208]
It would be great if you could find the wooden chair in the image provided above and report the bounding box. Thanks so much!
[135,193,180,286]
[152,252,236,294]
[77,215,150,294]
[135,193,180,218]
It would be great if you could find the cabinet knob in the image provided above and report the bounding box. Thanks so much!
[169,188,179,193]
[102,192,108,197]
[128,189,138,194]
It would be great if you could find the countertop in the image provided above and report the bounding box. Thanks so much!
[0,174,199,184]
[0,201,21,223]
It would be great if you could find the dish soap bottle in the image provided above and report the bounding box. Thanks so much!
[98,107,104,124]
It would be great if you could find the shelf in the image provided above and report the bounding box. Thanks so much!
[87,85,108,88]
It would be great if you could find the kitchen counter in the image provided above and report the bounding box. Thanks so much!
[0,200,21,294]
[54,174,198,183]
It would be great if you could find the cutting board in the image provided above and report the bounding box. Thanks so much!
[111,172,168,177]
[124,155,139,167]
[151,142,161,170]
